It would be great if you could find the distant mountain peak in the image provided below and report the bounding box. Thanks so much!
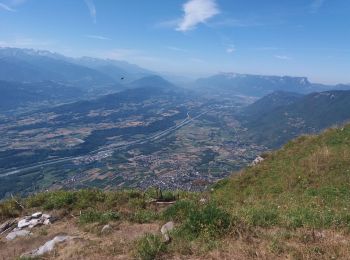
[195,73,312,97]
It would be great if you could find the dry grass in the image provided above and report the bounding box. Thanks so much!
[0,215,160,260]
[165,227,350,260]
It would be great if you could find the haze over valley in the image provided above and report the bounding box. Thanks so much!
[0,47,350,198]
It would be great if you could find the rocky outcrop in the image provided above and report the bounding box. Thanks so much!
[6,230,31,241]
[21,235,73,257]
[17,212,52,229]
[1,212,53,242]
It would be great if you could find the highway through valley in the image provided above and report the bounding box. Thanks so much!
[0,109,212,178]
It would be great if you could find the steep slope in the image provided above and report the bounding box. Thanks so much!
[242,91,304,117]
[241,90,350,147]
[213,123,350,228]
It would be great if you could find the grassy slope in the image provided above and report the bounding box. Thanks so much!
[1,124,350,259]
[213,123,350,228]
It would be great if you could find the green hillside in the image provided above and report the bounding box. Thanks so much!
[242,90,350,148]
[213,123,350,229]
[1,124,350,259]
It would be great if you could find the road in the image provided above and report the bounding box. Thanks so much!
[0,109,212,178]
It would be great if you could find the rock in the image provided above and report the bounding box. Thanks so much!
[42,214,51,219]
[31,212,42,218]
[6,230,31,241]
[48,216,59,224]
[28,218,44,229]
[21,235,72,257]
[160,221,174,242]
[17,213,52,230]
[18,219,31,229]
[199,198,207,204]
[251,155,264,166]
[101,224,112,234]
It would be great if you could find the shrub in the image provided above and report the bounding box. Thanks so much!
[162,200,195,222]
[43,191,76,210]
[182,203,231,238]
[105,191,131,208]
[135,233,166,260]
[159,191,176,202]
[131,210,159,223]
[26,192,47,208]
[74,189,106,209]
[79,210,120,225]
[129,197,147,210]
[0,198,22,220]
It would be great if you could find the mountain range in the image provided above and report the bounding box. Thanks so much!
[194,72,350,97]
[0,47,153,88]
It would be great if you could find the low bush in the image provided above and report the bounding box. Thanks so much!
[79,210,120,225]
[162,200,195,222]
[0,198,22,220]
[134,233,166,260]
[131,210,159,223]
[182,203,231,239]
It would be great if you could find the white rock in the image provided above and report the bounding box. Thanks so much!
[6,230,31,241]
[43,219,51,225]
[42,214,51,219]
[251,155,264,166]
[22,235,72,257]
[101,224,112,234]
[31,212,42,218]
[18,219,31,229]
[28,218,44,229]
[161,221,174,242]
[199,198,207,204]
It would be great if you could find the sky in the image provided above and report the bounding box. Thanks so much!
[0,0,349,84]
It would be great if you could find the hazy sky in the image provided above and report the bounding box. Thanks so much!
[0,0,349,84]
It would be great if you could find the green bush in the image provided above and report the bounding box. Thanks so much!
[131,210,159,223]
[75,189,106,209]
[105,191,130,208]
[42,191,76,210]
[129,197,147,210]
[159,191,176,202]
[183,204,231,238]
[79,210,120,225]
[135,233,166,260]
[0,198,22,220]
[26,192,47,208]
[162,200,195,222]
